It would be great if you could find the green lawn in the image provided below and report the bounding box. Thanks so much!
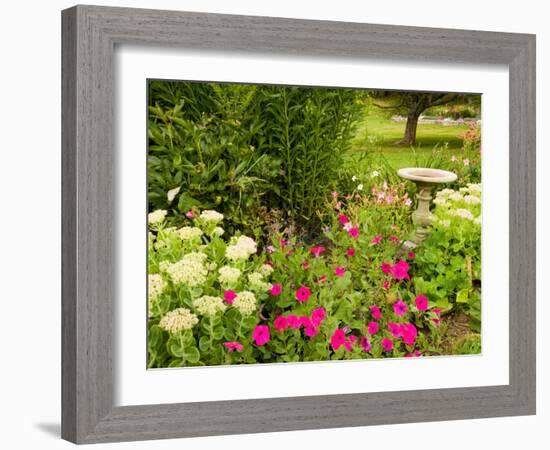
[349,107,469,170]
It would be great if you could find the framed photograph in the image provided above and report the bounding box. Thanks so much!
[61,5,536,444]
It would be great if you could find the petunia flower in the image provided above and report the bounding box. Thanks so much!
[393,300,408,316]
[224,290,237,305]
[381,338,394,352]
[252,325,270,346]
[334,266,346,277]
[295,286,312,303]
[311,307,326,327]
[370,234,383,245]
[390,260,410,280]
[367,321,379,335]
[415,294,429,311]
[360,336,371,352]
[330,329,346,351]
[408,251,415,259]
[348,227,359,238]
[346,248,355,257]
[381,262,392,274]
[273,316,288,332]
[370,305,382,320]
[383,279,390,290]
[310,246,325,257]
[287,315,302,329]
[224,341,244,352]
[270,283,282,296]
[338,214,349,225]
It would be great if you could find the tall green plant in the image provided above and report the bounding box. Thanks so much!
[257,86,363,230]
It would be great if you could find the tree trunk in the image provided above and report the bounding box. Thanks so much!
[400,111,420,146]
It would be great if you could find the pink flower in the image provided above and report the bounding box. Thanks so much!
[186,210,194,218]
[311,307,326,327]
[370,234,383,245]
[404,198,412,207]
[304,323,319,338]
[338,214,349,225]
[335,201,342,210]
[269,283,282,296]
[383,279,390,290]
[415,294,429,311]
[273,316,288,332]
[330,329,346,351]
[252,325,270,346]
[345,335,357,351]
[267,245,275,254]
[367,321,379,335]
[360,336,371,352]
[224,341,243,352]
[402,323,418,346]
[287,315,302,329]
[310,246,325,257]
[390,260,410,280]
[408,251,415,259]
[381,262,392,274]
[224,290,237,305]
[389,235,399,243]
[346,247,355,257]
[348,227,359,238]
[317,274,327,284]
[388,322,402,339]
[332,191,338,200]
[334,266,346,277]
[381,338,394,352]
[370,305,382,320]
[302,261,309,270]
[463,159,470,166]
[295,286,312,303]
[343,222,352,231]
[393,300,408,316]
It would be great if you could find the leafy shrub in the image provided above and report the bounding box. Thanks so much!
[412,184,482,330]
[147,81,281,235]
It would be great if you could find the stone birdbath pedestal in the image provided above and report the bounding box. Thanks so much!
[397,167,457,251]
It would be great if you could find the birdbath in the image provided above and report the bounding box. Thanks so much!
[397,167,457,250]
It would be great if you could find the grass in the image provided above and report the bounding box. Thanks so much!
[348,107,469,170]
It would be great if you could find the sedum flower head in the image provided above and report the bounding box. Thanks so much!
[193,295,227,316]
[218,266,241,285]
[258,264,274,277]
[148,209,167,224]
[162,252,208,287]
[159,308,198,334]
[212,226,225,237]
[464,195,481,205]
[177,226,203,241]
[148,274,165,300]
[200,210,224,224]
[248,272,272,293]
[226,235,257,261]
[233,291,257,316]
[452,208,475,220]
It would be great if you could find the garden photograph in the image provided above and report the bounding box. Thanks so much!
[146,80,482,368]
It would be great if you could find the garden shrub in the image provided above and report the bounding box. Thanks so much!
[412,184,482,330]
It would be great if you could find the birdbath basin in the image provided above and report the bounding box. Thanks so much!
[397,167,457,249]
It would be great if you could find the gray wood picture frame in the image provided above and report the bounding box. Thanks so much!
[61,4,536,444]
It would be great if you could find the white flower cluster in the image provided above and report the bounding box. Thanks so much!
[218,266,241,285]
[148,209,167,224]
[450,208,475,220]
[148,232,155,250]
[193,295,227,316]
[464,195,481,205]
[148,274,165,300]
[247,272,272,293]
[200,210,224,224]
[162,252,208,287]
[212,226,225,237]
[159,308,198,334]
[177,226,203,241]
[225,235,257,261]
[258,264,274,277]
[233,291,257,316]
